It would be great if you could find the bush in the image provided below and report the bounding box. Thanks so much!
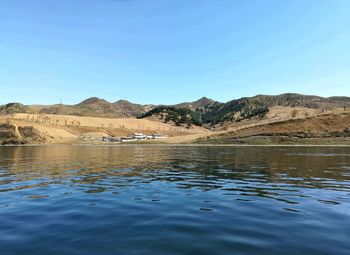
[140,99,269,126]
[201,99,269,124]
[291,109,298,118]
[0,123,17,138]
[1,138,27,145]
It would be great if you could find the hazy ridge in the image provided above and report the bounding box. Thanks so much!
[2,93,349,123]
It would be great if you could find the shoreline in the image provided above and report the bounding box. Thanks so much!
[2,143,350,147]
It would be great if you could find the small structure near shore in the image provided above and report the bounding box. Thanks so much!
[102,136,121,142]
[101,133,167,143]
[152,134,167,139]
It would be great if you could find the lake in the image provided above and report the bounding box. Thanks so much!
[0,145,349,255]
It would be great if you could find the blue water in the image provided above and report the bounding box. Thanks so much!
[0,146,349,255]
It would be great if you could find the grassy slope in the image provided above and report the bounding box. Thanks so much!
[0,113,208,144]
[198,112,350,145]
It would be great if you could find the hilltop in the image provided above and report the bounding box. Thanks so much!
[0,96,218,119]
[174,97,216,111]
[0,97,147,118]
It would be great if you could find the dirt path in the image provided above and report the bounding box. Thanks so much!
[12,123,22,139]
[10,120,78,143]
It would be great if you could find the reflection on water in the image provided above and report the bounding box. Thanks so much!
[0,146,350,255]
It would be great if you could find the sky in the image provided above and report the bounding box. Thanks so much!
[0,0,350,105]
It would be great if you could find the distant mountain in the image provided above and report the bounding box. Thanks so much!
[175,97,216,110]
[1,94,350,123]
[0,103,27,115]
[200,98,268,125]
[0,97,217,118]
[0,97,144,118]
[77,97,110,106]
[34,97,127,118]
[137,97,218,127]
[113,100,145,117]
[138,106,202,127]
[140,93,350,126]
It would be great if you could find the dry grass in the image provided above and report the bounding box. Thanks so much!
[205,111,350,143]
[2,108,349,144]
[12,113,204,133]
[0,113,209,144]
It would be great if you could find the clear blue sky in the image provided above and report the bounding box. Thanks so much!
[0,0,349,105]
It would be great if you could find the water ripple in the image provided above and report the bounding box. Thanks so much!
[0,146,350,255]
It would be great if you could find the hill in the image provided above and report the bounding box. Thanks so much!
[0,97,150,118]
[249,93,350,109]
[0,97,219,121]
[140,93,350,127]
[1,92,350,145]
[0,103,27,115]
[138,106,202,127]
[1,94,350,128]
[0,112,208,145]
[197,112,350,145]
[113,100,145,117]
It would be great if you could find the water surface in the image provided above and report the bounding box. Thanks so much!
[0,146,349,255]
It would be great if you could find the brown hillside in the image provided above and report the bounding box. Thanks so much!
[113,100,146,117]
[201,112,350,144]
